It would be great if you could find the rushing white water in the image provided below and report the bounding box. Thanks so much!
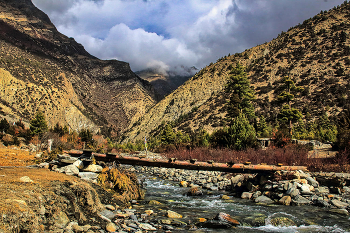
[140,175,350,233]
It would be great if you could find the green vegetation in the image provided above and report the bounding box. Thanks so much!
[225,63,255,121]
[210,113,257,150]
[275,77,303,135]
[30,111,48,138]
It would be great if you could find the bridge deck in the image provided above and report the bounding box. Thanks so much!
[67,150,308,173]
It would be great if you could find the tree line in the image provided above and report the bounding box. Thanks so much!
[147,63,347,155]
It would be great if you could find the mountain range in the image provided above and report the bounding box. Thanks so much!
[124,2,350,141]
[0,0,155,137]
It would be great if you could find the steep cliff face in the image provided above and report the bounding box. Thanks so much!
[124,2,350,141]
[0,0,156,134]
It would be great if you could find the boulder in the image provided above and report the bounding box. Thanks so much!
[83,164,103,173]
[139,223,157,231]
[270,217,296,227]
[241,192,253,199]
[104,205,115,211]
[59,156,78,164]
[105,223,117,232]
[38,162,50,169]
[53,211,70,229]
[300,184,313,195]
[167,210,182,218]
[279,196,292,206]
[331,199,349,209]
[64,164,80,176]
[19,176,34,183]
[72,224,84,232]
[99,209,116,220]
[329,209,349,216]
[316,186,329,194]
[231,175,244,187]
[253,191,262,199]
[255,195,274,204]
[286,187,300,198]
[214,212,240,226]
[78,172,98,181]
[306,176,319,188]
[73,160,84,170]
[292,195,311,205]
[148,200,162,205]
[145,210,154,216]
[198,220,233,229]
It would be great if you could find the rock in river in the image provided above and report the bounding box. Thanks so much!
[167,210,182,218]
[255,195,274,204]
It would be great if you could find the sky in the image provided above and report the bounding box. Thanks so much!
[32,0,345,76]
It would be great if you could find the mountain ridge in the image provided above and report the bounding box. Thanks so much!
[0,0,156,136]
[123,2,350,142]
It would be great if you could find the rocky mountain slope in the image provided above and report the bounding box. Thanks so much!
[0,0,155,135]
[124,2,350,141]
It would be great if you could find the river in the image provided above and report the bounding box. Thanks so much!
[133,174,350,233]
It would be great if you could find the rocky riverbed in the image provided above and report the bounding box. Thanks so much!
[131,165,350,212]
[3,150,349,232]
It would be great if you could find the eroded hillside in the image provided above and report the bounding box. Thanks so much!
[0,0,155,135]
[124,2,350,141]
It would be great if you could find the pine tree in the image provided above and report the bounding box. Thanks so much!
[160,124,176,145]
[210,113,257,150]
[316,113,337,142]
[225,63,255,122]
[337,108,350,152]
[257,116,271,138]
[228,113,257,150]
[276,76,303,136]
[30,111,48,138]
[79,129,93,143]
[0,118,10,133]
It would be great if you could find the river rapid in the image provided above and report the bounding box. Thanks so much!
[132,173,350,233]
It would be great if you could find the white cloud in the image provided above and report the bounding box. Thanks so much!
[32,0,345,75]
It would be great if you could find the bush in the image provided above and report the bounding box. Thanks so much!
[210,113,257,150]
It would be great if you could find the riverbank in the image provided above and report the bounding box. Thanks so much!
[1,147,350,232]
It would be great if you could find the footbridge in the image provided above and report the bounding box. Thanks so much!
[66,149,308,173]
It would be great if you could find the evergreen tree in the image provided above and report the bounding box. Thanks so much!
[53,123,65,136]
[315,113,337,142]
[191,129,210,147]
[276,76,303,136]
[79,129,93,144]
[293,119,308,139]
[0,118,10,133]
[228,113,257,150]
[257,116,271,138]
[337,108,350,151]
[225,63,255,121]
[210,113,257,150]
[160,124,176,145]
[30,111,48,138]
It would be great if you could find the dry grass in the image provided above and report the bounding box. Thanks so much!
[163,146,350,173]
[0,145,36,166]
[0,167,81,215]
